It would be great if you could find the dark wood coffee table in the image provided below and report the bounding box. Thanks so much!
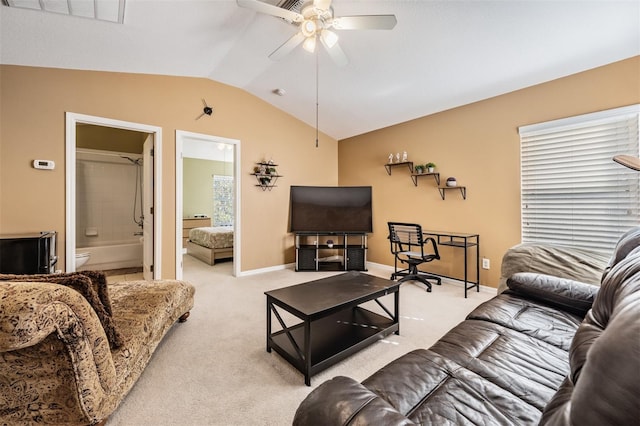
[265,271,400,385]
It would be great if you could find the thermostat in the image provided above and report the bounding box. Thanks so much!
[33,159,55,170]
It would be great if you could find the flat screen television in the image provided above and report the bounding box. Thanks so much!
[289,186,373,233]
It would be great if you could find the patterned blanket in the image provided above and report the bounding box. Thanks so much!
[189,226,234,249]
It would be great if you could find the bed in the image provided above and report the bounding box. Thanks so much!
[186,226,234,265]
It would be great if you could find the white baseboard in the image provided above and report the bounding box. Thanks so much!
[238,262,295,277]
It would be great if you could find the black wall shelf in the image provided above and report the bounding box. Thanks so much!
[438,186,467,200]
[384,161,413,175]
[411,172,440,186]
[384,162,467,200]
[251,161,281,191]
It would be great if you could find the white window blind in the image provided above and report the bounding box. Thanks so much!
[519,105,640,253]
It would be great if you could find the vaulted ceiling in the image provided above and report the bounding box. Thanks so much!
[1,1,638,140]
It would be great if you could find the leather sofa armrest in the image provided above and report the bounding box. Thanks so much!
[498,243,608,294]
[507,272,599,317]
[293,376,415,426]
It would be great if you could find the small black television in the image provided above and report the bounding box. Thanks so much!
[289,186,373,233]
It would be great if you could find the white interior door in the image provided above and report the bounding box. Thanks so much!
[143,135,154,280]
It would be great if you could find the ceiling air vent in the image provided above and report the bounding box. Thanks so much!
[1,0,125,23]
[277,0,305,13]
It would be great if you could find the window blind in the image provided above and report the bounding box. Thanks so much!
[519,105,640,253]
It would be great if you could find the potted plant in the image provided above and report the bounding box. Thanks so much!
[426,162,436,173]
[259,175,271,185]
[414,164,425,174]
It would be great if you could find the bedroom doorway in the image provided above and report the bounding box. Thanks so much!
[175,131,240,279]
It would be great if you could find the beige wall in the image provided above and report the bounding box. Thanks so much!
[77,124,147,153]
[0,65,338,276]
[2,58,637,283]
[183,158,232,219]
[339,56,640,288]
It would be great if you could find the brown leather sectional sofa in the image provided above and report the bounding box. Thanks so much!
[293,226,640,425]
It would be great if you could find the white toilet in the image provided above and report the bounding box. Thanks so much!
[75,252,90,269]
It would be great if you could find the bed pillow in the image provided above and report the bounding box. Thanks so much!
[0,271,123,349]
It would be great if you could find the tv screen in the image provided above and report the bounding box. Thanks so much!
[289,186,373,233]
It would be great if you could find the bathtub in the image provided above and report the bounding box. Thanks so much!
[77,241,143,271]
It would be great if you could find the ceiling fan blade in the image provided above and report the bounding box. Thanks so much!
[332,15,397,30]
[236,0,304,23]
[321,38,348,67]
[269,31,306,61]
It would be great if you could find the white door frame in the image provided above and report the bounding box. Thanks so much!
[65,112,163,278]
[175,130,241,278]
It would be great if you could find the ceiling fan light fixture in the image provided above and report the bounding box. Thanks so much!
[320,29,338,48]
[237,0,396,66]
[302,36,317,53]
[301,19,317,37]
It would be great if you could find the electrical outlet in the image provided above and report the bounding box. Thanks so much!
[482,258,490,269]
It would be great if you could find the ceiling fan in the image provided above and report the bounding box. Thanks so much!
[236,0,397,66]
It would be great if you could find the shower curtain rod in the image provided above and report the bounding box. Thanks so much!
[76,148,143,160]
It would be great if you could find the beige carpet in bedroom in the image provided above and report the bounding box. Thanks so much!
[106,255,494,426]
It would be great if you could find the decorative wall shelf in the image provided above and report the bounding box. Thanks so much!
[384,161,413,175]
[251,161,282,191]
[411,172,440,186]
[385,160,467,200]
[438,186,467,200]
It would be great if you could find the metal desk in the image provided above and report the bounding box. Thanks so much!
[422,230,480,298]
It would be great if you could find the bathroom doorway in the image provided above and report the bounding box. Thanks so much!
[175,130,241,279]
[66,113,163,280]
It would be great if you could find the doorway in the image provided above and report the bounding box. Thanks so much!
[175,130,241,279]
[65,113,163,280]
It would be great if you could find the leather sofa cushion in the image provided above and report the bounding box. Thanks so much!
[293,376,415,426]
[466,292,582,350]
[362,348,545,425]
[506,272,598,317]
[429,319,569,410]
[360,307,575,424]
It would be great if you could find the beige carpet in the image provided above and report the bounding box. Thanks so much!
[106,255,494,426]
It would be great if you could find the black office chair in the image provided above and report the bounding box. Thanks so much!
[388,222,442,292]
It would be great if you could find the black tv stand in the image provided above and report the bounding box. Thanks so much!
[295,232,367,272]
